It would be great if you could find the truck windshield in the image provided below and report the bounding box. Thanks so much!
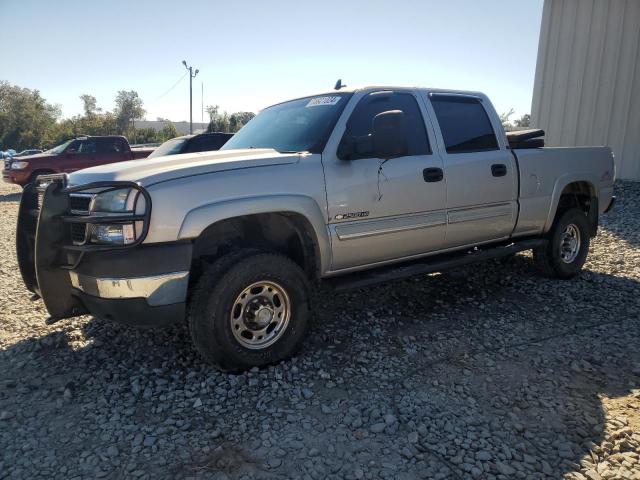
[221,93,352,154]
[46,139,74,155]
[148,137,189,158]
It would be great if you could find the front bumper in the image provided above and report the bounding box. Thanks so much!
[2,168,29,185]
[16,176,192,327]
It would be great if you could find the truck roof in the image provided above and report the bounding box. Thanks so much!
[271,85,488,108]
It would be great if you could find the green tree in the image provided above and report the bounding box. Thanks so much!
[114,90,145,137]
[514,113,531,128]
[133,127,158,144]
[500,108,515,131]
[159,121,178,141]
[79,94,99,116]
[207,106,254,133]
[229,111,255,132]
[0,81,60,151]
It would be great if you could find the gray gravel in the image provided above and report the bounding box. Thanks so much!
[1,181,640,480]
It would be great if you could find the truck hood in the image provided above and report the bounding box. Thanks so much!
[68,148,301,186]
[12,152,57,162]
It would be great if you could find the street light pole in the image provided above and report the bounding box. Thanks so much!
[182,60,199,134]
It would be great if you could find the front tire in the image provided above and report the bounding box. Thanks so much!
[188,250,310,372]
[533,208,590,279]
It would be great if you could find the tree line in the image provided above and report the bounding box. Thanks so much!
[500,109,531,131]
[0,81,255,151]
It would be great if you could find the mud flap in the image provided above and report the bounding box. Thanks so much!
[34,181,87,320]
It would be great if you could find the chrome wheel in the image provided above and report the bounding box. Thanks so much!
[559,223,581,263]
[230,280,291,350]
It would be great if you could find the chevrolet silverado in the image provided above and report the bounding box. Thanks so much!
[16,86,615,371]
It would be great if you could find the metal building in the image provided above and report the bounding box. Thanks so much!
[531,0,640,180]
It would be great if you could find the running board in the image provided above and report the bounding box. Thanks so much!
[327,238,547,292]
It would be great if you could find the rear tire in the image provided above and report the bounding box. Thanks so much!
[188,250,310,372]
[533,208,590,279]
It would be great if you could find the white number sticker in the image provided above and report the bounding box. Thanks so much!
[306,96,342,107]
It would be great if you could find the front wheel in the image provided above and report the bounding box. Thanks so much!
[188,250,310,372]
[533,208,591,279]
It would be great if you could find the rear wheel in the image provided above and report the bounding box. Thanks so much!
[533,208,590,279]
[188,250,310,372]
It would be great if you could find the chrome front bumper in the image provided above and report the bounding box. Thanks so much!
[69,271,189,306]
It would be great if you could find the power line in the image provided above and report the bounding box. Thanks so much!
[156,71,188,100]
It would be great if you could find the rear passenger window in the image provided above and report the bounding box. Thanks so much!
[342,91,430,159]
[430,95,498,153]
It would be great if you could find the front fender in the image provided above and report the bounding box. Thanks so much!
[178,194,332,274]
[543,172,598,233]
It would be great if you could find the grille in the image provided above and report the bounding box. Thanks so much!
[70,223,88,244]
[69,194,93,213]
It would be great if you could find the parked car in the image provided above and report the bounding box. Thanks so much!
[14,149,43,157]
[3,136,154,187]
[17,86,615,372]
[147,132,233,158]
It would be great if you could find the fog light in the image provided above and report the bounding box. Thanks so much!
[90,224,135,245]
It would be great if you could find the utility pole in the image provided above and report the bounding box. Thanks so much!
[182,60,199,134]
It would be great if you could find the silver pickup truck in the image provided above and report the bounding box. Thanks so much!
[17,86,615,371]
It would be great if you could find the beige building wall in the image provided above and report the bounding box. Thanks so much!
[531,0,640,180]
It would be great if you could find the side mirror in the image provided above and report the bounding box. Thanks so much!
[371,110,408,160]
[337,134,372,160]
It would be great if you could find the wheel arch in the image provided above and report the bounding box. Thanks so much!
[180,195,331,278]
[543,175,599,236]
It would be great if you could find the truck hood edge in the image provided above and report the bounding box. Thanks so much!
[68,149,301,186]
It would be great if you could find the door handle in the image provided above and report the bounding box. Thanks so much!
[423,167,443,182]
[491,164,507,177]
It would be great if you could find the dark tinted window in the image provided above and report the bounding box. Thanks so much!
[184,134,231,153]
[76,140,97,154]
[430,95,498,153]
[342,92,430,159]
[96,138,125,153]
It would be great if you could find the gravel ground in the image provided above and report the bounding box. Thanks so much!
[1,180,639,480]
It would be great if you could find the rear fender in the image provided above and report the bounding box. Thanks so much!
[543,173,598,233]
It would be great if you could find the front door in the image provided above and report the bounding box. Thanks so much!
[322,90,447,271]
[62,139,97,173]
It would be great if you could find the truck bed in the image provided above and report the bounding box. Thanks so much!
[511,146,615,237]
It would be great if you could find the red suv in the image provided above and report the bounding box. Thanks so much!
[3,136,153,187]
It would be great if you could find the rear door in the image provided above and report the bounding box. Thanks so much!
[94,137,129,166]
[425,93,518,247]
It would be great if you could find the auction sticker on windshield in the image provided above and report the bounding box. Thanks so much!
[306,96,342,107]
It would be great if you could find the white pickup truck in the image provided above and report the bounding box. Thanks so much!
[17,86,615,371]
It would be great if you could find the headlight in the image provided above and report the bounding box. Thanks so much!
[11,161,29,170]
[91,188,138,213]
[64,185,149,246]
[86,187,147,245]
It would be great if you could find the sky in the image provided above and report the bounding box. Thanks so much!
[1,0,543,123]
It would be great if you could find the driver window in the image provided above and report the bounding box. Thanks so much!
[340,92,430,160]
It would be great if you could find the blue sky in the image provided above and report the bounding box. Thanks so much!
[1,0,543,122]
